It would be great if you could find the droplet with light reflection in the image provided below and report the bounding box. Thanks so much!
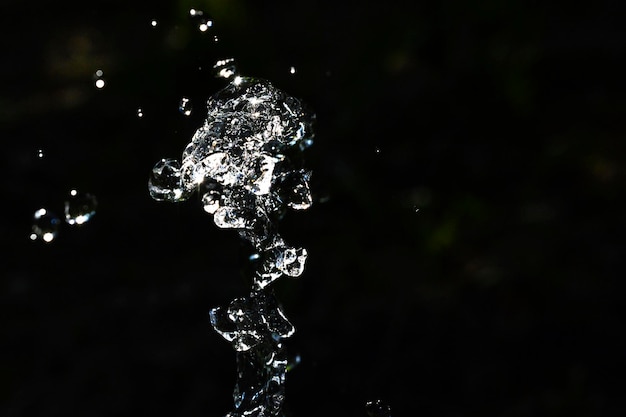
[137,107,144,118]
[64,189,97,225]
[37,148,44,159]
[365,399,392,417]
[148,158,190,202]
[94,69,105,89]
[213,58,237,79]
[179,97,192,116]
[30,208,61,243]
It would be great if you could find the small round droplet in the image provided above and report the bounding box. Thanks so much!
[374,146,381,154]
[179,97,192,116]
[30,208,60,243]
[148,158,189,202]
[95,69,104,77]
[150,19,157,27]
[137,107,144,118]
[289,66,296,74]
[95,79,105,89]
[64,189,97,225]
[37,149,44,159]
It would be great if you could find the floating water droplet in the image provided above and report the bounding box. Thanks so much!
[213,35,219,42]
[201,189,221,214]
[375,146,381,154]
[64,189,97,225]
[150,19,157,27]
[365,399,392,417]
[95,79,105,89]
[179,97,192,116]
[189,8,203,16]
[289,66,296,74]
[37,148,44,159]
[137,107,144,118]
[95,69,104,77]
[148,158,189,202]
[213,58,236,79]
[30,208,60,243]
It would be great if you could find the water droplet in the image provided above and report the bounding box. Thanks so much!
[374,146,381,154]
[95,69,104,77]
[179,97,192,116]
[202,189,221,214]
[189,8,203,16]
[365,399,392,417]
[213,58,237,79]
[37,148,44,159]
[149,158,189,202]
[289,66,296,74]
[150,19,157,27]
[137,107,144,118]
[30,208,60,243]
[95,79,105,89]
[213,35,219,42]
[64,189,97,225]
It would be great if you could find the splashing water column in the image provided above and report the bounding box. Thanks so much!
[149,76,315,417]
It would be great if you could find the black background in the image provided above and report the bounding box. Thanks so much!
[2,1,625,416]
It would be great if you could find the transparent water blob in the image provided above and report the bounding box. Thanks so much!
[148,158,190,202]
[64,189,97,225]
[137,107,144,118]
[179,97,192,116]
[30,208,60,243]
[150,19,157,27]
[37,148,44,159]
[213,58,237,79]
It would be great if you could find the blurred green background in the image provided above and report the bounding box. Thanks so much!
[2,1,625,416]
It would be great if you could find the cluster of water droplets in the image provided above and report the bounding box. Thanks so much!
[149,75,315,417]
[30,188,98,243]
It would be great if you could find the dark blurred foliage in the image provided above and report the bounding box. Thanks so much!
[2,1,626,416]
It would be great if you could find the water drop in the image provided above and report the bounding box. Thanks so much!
[95,69,104,77]
[374,146,381,154]
[95,79,105,89]
[64,189,97,225]
[37,148,44,159]
[150,19,157,27]
[179,97,192,116]
[30,208,60,243]
[148,158,189,202]
[137,107,144,118]
[189,8,203,16]
[365,399,392,417]
[213,58,236,79]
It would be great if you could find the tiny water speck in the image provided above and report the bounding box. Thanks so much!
[289,66,296,74]
[37,149,44,158]
[151,20,157,27]
[137,107,144,118]
[95,79,105,89]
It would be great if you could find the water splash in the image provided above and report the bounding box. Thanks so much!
[149,75,315,417]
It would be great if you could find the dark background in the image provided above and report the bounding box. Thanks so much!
[2,1,625,416]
